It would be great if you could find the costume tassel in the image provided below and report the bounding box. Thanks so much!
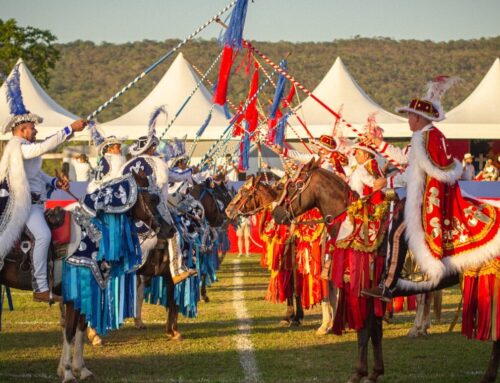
[269,60,287,118]
[213,0,249,105]
[244,63,259,136]
[274,113,289,147]
[239,127,250,171]
[232,101,245,137]
[196,110,212,137]
[220,0,249,50]
[213,46,236,105]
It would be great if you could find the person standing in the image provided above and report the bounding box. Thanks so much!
[461,153,476,181]
[236,215,251,257]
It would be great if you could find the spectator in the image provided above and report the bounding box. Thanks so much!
[476,158,499,181]
[73,154,94,182]
[461,153,476,180]
[236,216,251,257]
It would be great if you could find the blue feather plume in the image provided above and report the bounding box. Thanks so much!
[173,136,186,158]
[5,64,27,116]
[221,0,249,50]
[269,60,287,119]
[196,110,212,137]
[148,105,167,135]
[274,113,289,147]
[89,121,105,147]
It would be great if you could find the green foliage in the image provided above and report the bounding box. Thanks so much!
[42,36,500,122]
[0,19,60,87]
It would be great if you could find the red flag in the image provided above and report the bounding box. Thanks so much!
[283,84,296,106]
[232,101,245,137]
[244,63,259,138]
[213,46,237,106]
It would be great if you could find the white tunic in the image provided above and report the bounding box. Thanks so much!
[19,128,72,197]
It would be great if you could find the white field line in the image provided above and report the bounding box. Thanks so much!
[232,259,260,383]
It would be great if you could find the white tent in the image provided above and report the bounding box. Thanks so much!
[102,53,230,140]
[436,58,500,139]
[0,58,84,140]
[287,57,409,139]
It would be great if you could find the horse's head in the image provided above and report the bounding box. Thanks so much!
[190,181,224,227]
[272,162,352,226]
[130,170,176,239]
[225,174,277,220]
[272,159,318,224]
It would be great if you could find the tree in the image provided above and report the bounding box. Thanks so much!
[0,18,59,87]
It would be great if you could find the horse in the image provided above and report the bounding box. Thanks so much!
[272,159,386,383]
[271,159,500,383]
[226,174,310,327]
[0,171,172,382]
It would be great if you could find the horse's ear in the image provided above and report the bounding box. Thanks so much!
[243,175,254,188]
[314,156,321,169]
[255,174,263,184]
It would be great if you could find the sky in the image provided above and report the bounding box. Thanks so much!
[2,0,500,44]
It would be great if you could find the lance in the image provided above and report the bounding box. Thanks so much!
[230,36,405,172]
[85,0,237,122]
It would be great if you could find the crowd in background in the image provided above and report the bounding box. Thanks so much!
[461,153,499,181]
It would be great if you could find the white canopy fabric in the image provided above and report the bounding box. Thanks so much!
[436,58,500,139]
[287,57,409,139]
[0,58,84,140]
[102,52,230,140]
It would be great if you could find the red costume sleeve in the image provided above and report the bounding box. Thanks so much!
[425,127,455,170]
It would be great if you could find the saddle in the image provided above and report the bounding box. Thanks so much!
[4,206,76,275]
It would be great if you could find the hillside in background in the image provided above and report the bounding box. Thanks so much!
[46,37,500,122]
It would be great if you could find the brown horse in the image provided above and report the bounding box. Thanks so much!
[0,171,172,382]
[272,160,385,383]
[271,159,500,383]
[226,174,308,326]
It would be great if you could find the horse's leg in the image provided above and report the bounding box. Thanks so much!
[134,275,147,329]
[280,297,295,326]
[408,293,426,338]
[201,274,209,303]
[58,302,78,383]
[165,277,183,341]
[367,310,385,383]
[72,315,93,380]
[422,292,433,335]
[480,341,500,383]
[347,327,369,383]
[295,294,304,321]
[433,290,443,323]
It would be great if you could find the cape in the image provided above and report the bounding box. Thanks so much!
[0,137,31,270]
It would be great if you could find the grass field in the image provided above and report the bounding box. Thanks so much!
[0,254,492,383]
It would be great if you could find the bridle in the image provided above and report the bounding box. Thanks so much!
[230,182,275,217]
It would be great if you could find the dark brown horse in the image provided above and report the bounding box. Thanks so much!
[272,160,385,383]
[0,171,172,381]
[271,159,500,383]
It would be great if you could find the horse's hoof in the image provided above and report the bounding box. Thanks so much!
[407,329,418,338]
[316,325,329,336]
[167,331,183,341]
[279,319,291,327]
[91,336,103,347]
[134,319,147,330]
[80,367,95,381]
[62,370,77,383]
[347,371,367,383]
[202,295,210,303]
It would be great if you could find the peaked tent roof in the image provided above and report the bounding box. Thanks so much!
[436,58,500,139]
[0,58,84,140]
[287,57,409,139]
[103,53,230,140]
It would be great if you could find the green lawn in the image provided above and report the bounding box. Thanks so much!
[0,255,491,382]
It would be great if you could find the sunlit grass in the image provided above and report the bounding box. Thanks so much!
[0,255,491,382]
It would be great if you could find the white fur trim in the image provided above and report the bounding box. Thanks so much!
[403,129,500,288]
[0,138,32,266]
